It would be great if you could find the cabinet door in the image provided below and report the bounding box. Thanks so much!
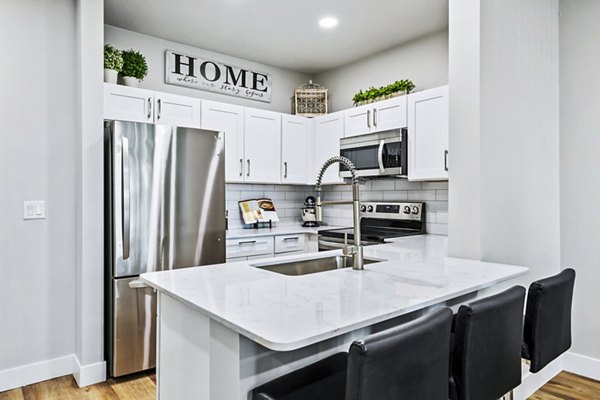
[281,115,311,184]
[344,104,373,137]
[374,96,407,131]
[314,111,345,184]
[407,85,449,181]
[201,101,245,182]
[244,109,282,183]
[104,83,154,123]
[154,92,201,128]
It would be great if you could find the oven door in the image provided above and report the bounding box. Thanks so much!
[340,129,407,178]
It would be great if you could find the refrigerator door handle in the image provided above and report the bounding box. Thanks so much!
[122,136,131,260]
[128,279,150,289]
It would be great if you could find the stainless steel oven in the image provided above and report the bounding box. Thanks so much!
[340,128,408,178]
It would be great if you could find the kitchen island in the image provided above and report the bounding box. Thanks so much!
[141,235,528,400]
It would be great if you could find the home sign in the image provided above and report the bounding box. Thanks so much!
[164,50,272,102]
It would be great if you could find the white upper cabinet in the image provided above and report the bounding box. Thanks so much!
[281,115,311,184]
[104,84,154,124]
[407,85,449,181]
[154,92,201,128]
[201,100,245,183]
[244,108,282,183]
[104,84,200,128]
[313,111,345,184]
[344,96,407,137]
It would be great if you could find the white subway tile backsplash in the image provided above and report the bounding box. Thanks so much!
[371,180,395,191]
[226,179,448,235]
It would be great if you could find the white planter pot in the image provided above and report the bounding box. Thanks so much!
[104,69,118,84]
[122,76,140,87]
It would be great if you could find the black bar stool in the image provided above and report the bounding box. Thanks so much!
[450,286,526,400]
[522,268,576,373]
[252,307,453,400]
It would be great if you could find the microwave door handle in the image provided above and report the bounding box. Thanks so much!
[378,139,385,173]
[122,136,131,260]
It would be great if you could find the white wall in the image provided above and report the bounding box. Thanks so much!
[559,0,600,372]
[0,0,77,385]
[448,0,560,284]
[104,25,312,114]
[315,30,449,112]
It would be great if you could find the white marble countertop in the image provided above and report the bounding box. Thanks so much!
[226,225,343,239]
[141,235,528,351]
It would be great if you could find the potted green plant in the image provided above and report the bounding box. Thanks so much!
[104,44,123,84]
[352,79,415,106]
[120,49,148,87]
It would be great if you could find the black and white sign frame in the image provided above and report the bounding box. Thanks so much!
[164,50,272,103]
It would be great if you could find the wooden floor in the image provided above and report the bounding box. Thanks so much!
[0,370,598,399]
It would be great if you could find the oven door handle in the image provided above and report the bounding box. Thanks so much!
[378,139,386,173]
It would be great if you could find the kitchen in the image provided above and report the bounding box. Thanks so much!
[1,0,599,399]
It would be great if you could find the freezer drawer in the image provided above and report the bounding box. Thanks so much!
[110,277,157,377]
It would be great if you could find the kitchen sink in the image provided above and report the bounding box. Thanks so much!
[252,255,384,276]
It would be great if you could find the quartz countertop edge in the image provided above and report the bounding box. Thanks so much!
[226,225,343,239]
[141,236,529,352]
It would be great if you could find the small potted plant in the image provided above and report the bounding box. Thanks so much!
[103,44,123,84]
[120,49,148,87]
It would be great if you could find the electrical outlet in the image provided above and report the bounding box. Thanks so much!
[23,200,45,220]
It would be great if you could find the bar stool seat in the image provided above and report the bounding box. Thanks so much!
[450,286,526,400]
[522,268,576,373]
[252,307,453,400]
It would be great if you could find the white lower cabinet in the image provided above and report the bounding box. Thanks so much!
[226,236,274,259]
[274,234,306,254]
[226,233,316,262]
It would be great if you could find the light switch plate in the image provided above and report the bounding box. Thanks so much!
[23,200,45,220]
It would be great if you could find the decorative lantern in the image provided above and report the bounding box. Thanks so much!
[294,80,328,117]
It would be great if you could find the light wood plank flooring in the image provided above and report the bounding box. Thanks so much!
[0,370,598,399]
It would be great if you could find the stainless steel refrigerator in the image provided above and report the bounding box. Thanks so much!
[105,120,226,377]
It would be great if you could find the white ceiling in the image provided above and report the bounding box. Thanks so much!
[104,0,448,74]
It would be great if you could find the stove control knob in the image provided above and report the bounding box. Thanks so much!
[412,206,420,214]
[367,205,374,212]
[360,205,367,212]
[403,206,411,214]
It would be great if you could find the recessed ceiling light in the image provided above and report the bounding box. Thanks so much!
[319,17,339,29]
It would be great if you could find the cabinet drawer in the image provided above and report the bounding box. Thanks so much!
[226,237,274,258]
[274,234,306,254]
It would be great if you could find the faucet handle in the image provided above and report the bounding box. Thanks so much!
[343,233,350,256]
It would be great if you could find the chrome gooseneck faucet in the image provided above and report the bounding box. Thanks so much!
[315,156,364,270]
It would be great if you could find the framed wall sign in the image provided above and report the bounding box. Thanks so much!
[164,50,272,103]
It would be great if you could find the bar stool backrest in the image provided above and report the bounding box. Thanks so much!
[523,268,576,373]
[451,286,526,400]
[345,307,453,400]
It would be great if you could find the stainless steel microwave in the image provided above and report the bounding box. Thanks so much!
[340,128,408,178]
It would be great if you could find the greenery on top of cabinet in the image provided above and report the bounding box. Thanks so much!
[352,79,415,106]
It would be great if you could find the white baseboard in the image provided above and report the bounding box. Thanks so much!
[563,351,600,381]
[72,355,106,388]
[514,356,563,400]
[0,355,74,392]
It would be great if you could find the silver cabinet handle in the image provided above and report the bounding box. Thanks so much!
[239,240,257,245]
[377,139,385,173]
[284,161,288,178]
[247,159,250,177]
[128,279,149,289]
[122,136,131,260]
[373,108,377,128]
[239,158,243,176]
[444,150,449,172]
[367,109,371,129]
[283,236,299,241]
[147,97,152,120]
[157,98,162,120]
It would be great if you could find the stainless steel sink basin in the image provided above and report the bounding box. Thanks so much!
[253,255,383,276]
